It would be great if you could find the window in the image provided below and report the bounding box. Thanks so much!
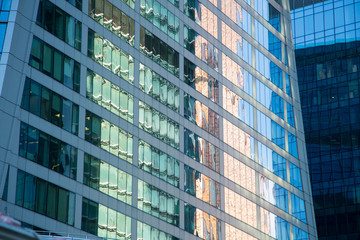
[29,37,81,92]
[138,140,179,187]
[139,63,179,112]
[88,29,134,84]
[16,170,75,225]
[37,0,82,50]
[85,111,133,163]
[138,180,179,226]
[84,153,132,204]
[140,26,179,77]
[19,122,77,179]
[184,129,220,172]
[139,101,179,149]
[82,198,132,238]
[88,0,134,45]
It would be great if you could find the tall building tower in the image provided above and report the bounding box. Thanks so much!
[0,0,317,239]
[291,0,360,239]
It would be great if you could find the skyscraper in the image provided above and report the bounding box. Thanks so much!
[0,0,316,239]
[291,0,360,238]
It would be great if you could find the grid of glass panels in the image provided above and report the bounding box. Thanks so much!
[137,179,179,226]
[88,29,134,84]
[140,26,179,77]
[138,140,180,187]
[16,170,75,225]
[140,0,179,42]
[257,110,285,149]
[220,0,252,35]
[221,21,252,65]
[139,63,179,112]
[183,0,218,38]
[36,0,82,50]
[88,0,135,46]
[184,93,220,137]
[139,101,180,149]
[21,77,79,135]
[86,69,134,123]
[184,203,221,239]
[258,141,287,180]
[184,128,220,172]
[183,58,219,103]
[259,175,289,212]
[83,153,132,204]
[29,36,81,92]
[85,110,133,163]
[137,221,179,240]
[82,197,132,238]
[184,165,220,208]
[222,53,254,97]
[256,79,284,119]
[19,122,77,180]
[183,25,219,71]
[222,86,254,127]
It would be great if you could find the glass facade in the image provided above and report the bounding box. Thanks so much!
[291,0,360,238]
[0,0,316,239]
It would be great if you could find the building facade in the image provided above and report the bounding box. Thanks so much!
[291,0,360,239]
[0,0,316,239]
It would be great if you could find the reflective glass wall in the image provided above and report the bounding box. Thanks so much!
[291,0,360,238]
[0,0,316,239]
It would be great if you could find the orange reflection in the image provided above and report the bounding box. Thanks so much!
[194,208,220,240]
[223,119,253,159]
[195,4,218,39]
[225,223,257,240]
[222,53,244,88]
[224,187,256,227]
[223,152,255,193]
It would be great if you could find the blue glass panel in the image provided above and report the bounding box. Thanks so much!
[0,23,6,53]
[293,225,309,240]
[291,193,307,223]
[1,0,11,10]
[290,162,303,190]
[288,132,298,158]
[258,141,287,180]
[287,103,295,127]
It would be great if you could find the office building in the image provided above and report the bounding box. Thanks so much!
[0,0,316,239]
[291,0,360,239]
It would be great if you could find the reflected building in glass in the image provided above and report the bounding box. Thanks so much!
[0,0,316,239]
[291,0,360,239]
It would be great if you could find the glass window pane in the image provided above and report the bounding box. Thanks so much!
[46,183,58,219]
[43,43,53,76]
[53,50,63,82]
[57,188,68,223]
[35,178,47,215]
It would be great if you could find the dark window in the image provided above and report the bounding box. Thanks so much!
[46,183,58,219]
[35,178,47,215]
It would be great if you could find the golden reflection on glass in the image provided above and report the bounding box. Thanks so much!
[223,118,254,159]
[222,53,243,87]
[225,223,257,240]
[184,94,220,137]
[224,187,257,228]
[223,152,255,193]
[185,204,221,240]
[184,129,220,172]
[221,0,239,24]
[185,165,220,208]
[184,1,218,39]
[221,22,241,55]
[198,4,218,39]
[184,58,219,102]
